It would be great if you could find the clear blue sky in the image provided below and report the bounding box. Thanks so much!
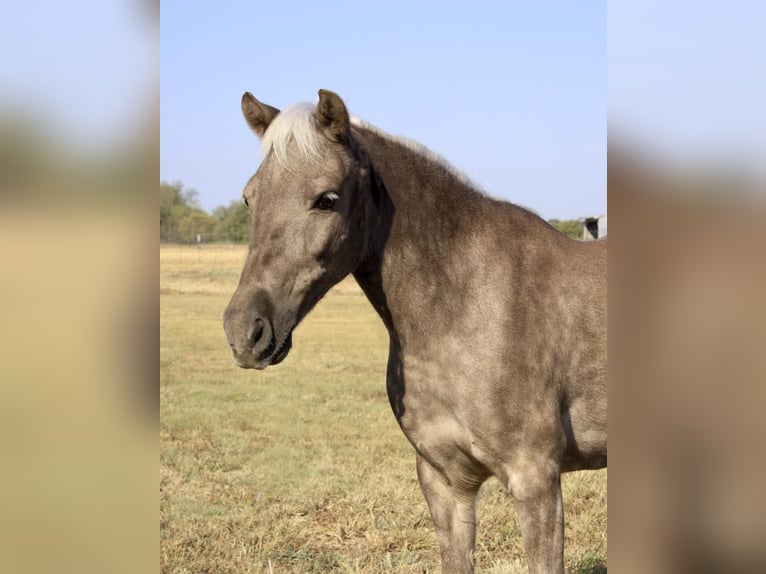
[161,2,606,219]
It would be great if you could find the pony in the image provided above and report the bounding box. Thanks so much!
[223,89,607,573]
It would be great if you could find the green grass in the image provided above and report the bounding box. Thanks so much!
[160,245,606,573]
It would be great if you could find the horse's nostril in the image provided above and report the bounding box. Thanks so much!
[250,318,265,345]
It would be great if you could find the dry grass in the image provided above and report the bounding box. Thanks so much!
[160,244,607,573]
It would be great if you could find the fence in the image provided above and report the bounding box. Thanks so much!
[160,230,248,245]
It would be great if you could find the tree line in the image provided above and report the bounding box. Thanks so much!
[160,181,585,244]
[160,181,250,243]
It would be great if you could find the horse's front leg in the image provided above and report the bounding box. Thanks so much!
[511,465,565,574]
[416,453,483,574]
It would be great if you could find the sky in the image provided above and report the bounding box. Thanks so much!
[0,0,154,150]
[160,2,606,219]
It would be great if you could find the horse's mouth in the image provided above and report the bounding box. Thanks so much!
[268,330,293,366]
[253,327,293,367]
[232,328,293,370]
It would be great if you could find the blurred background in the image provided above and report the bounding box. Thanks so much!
[0,1,157,573]
[609,2,766,573]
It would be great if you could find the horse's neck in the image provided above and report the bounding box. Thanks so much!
[355,125,485,210]
[351,127,492,333]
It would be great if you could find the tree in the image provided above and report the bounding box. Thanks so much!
[160,181,250,243]
[549,219,584,240]
[160,181,201,241]
[177,210,217,243]
[213,200,250,243]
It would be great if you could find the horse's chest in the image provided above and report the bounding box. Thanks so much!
[386,354,491,462]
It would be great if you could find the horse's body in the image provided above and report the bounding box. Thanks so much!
[223,90,607,573]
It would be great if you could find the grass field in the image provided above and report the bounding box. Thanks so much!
[160,244,607,573]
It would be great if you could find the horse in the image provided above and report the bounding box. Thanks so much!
[223,89,607,573]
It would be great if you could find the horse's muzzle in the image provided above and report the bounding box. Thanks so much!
[223,305,269,367]
[223,307,293,369]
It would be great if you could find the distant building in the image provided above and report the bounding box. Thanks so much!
[582,215,607,240]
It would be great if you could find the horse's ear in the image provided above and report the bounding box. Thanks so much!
[241,92,280,137]
[315,89,350,142]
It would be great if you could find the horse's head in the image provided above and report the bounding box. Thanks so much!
[223,90,376,369]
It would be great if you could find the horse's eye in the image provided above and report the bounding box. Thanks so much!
[313,192,338,211]
[242,196,249,207]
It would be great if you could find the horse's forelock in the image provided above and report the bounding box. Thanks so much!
[260,102,322,164]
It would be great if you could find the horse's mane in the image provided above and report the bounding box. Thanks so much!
[261,102,484,193]
[349,117,484,193]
